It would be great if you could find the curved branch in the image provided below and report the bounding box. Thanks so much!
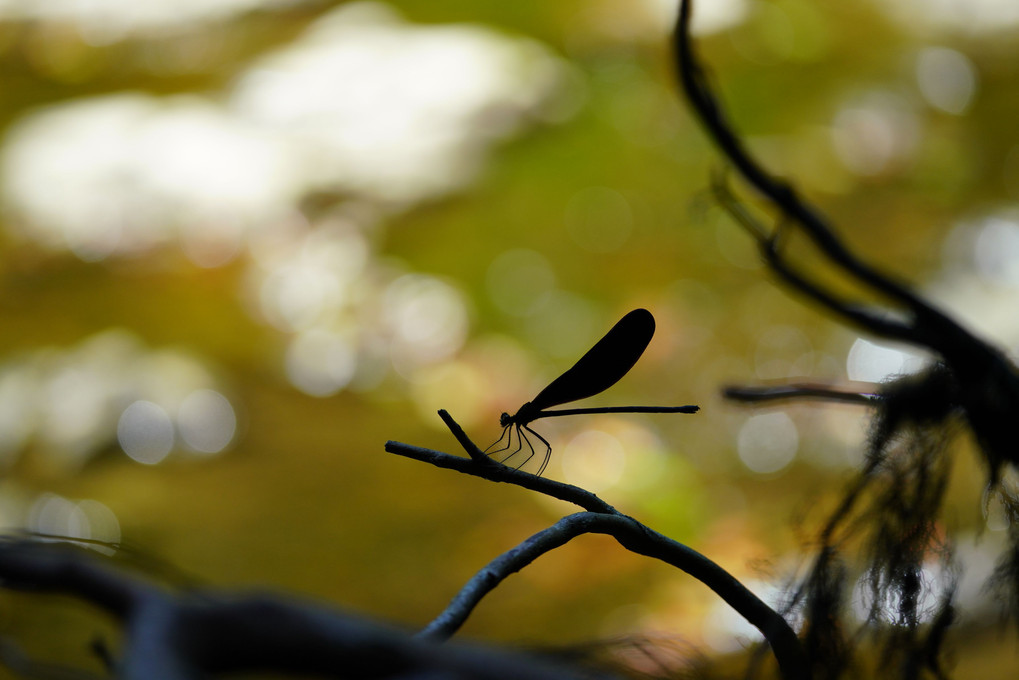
[420,512,808,680]
[676,0,1019,473]
[674,0,1009,371]
[674,1,952,334]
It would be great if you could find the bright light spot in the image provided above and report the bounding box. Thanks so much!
[737,413,798,474]
[881,0,1019,34]
[42,365,116,456]
[561,429,627,490]
[118,400,175,465]
[77,499,121,554]
[285,329,357,397]
[973,216,1019,287]
[851,563,952,624]
[486,249,556,316]
[916,48,977,115]
[2,5,570,260]
[565,187,633,253]
[644,0,749,36]
[233,2,570,204]
[177,389,236,454]
[0,0,311,43]
[702,579,780,652]
[28,493,89,538]
[258,224,368,331]
[0,330,229,468]
[831,93,918,176]
[385,275,468,374]
[1,95,296,262]
[846,338,924,383]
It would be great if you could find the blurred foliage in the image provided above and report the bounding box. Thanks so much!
[0,0,1018,676]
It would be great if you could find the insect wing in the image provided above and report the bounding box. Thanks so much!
[529,308,656,411]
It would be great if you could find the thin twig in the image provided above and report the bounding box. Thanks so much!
[386,410,618,514]
[723,383,879,406]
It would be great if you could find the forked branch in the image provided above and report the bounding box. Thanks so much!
[387,411,810,680]
[675,0,1019,475]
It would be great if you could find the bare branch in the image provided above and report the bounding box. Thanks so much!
[676,0,1019,477]
[710,172,918,342]
[673,1,956,341]
[0,539,622,680]
[388,408,810,678]
[723,383,879,407]
[419,512,809,680]
[385,411,618,514]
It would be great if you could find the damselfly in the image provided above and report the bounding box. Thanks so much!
[487,308,698,476]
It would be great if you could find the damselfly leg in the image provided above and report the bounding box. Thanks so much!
[484,424,514,457]
[484,423,550,475]
[522,424,552,477]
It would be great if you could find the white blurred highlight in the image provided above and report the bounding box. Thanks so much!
[385,275,469,375]
[832,92,919,176]
[0,0,310,43]
[737,413,798,474]
[177,389,237,454]
[561,429,627,490]
[118,400,175,465]
[286,329,358,397]
[1,2,572,260]
[846,338,924,383]
[916,47,977,115]
[973,216,1019,287]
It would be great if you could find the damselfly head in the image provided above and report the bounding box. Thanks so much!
[499,412,512,427]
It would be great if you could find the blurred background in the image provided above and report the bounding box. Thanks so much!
[1,0,1018,674]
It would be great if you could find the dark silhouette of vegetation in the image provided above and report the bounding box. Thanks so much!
[2,1,1019,678]
[675,0,1019,678]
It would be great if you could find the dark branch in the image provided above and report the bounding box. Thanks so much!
[0,539,621,680]
[390,409,810,680]
[420,513,808,680]
[723,383,879,407]
[386,411,619,514]
[674,1,957,340]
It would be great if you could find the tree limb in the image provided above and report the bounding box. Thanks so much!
[390,412,810,680]
[0,539,620,680]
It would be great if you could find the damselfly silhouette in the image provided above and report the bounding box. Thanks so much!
[487,308,699,476]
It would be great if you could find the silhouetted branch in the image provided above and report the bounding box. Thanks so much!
[675,0,1019,478]
[389,411,810,680]
[723,383,879,407]
[0,538,622,680]
[386,410,618,514]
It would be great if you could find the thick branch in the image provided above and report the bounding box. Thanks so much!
[0,539,619,680]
